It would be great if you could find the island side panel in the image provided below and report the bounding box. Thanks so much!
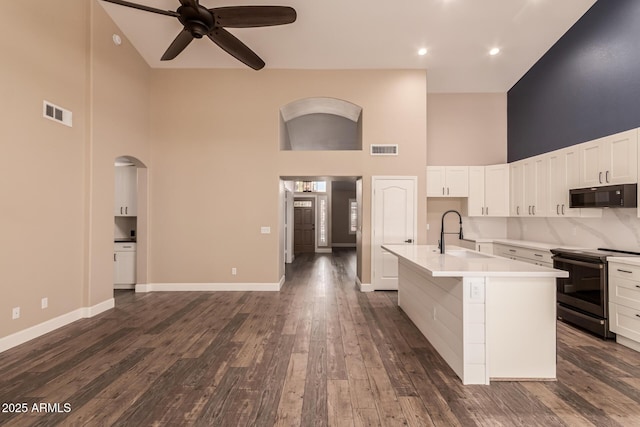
[397,259,464,380]
[485,276,557,380]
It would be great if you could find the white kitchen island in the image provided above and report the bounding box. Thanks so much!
[382,244,569,385]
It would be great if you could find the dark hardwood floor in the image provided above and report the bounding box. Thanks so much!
[1,249,640,426]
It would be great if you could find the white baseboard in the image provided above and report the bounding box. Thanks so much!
[278,275,286,290]
[114,284,135,290]
[316,248,332,254]
[0,298,115,354]
[332,243,356,248]
[356,276,374,292]
[136,281,284,293]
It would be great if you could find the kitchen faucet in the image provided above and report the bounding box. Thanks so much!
[439,210,464,254]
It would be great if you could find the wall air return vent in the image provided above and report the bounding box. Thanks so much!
[43,101,72,127]
[370,144,398,156]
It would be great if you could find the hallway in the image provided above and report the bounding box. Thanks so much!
[1,250,639,425]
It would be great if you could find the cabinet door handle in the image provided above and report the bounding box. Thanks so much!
[617,269,633,274]
[120,207,123,215]
[606,170,610,183]
[557,204,560,215]
[486,207,488,215]
[533,205,536,215]
[114,253,117,262]
[447,187,450,195]
[534,253,543,257]
[442,187,445,195]
[635,285,640,289]
[561,204,565,215]
[599,171,603,184]
[125,207,128,215]
[509,249,516,253]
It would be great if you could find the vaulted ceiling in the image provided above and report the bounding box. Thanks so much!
[99,0,596,92]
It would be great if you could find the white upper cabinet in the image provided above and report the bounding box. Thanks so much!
[510,161,525,216]
[468,164,509,217]
[523,155,547,217]
[426,166,469,197]
[114,166,137,217]
[546,148,580,217]
[579,129,638,187]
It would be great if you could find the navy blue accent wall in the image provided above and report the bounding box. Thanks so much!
[508,0,640,162]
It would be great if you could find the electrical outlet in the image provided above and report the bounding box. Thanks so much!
[41,297,48,309]
[12,307,20,320]
[232,268,237,275]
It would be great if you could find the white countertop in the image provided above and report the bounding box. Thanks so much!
[383,244,569,278]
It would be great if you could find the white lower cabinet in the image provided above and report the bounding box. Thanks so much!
[114,242,136,286]
[609,260,640,352]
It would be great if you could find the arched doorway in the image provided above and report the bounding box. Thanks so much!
[114,156,148,292]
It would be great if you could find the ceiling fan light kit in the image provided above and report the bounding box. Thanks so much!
[101,0,297,70]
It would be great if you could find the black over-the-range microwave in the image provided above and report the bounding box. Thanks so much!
[569,183,637,208]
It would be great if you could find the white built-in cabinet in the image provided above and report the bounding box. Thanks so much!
[467,164,509,217]
[510,157,546,217]
[426,128,638,219]
[426,166,469,197]
[546,147,580,217]
[609,260,640,352]
[114,166,137,217]
[523,156,547,217]
[579,128,638,187]
[114,242,136,286]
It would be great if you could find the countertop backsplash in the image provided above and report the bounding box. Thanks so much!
[507,209,640,251]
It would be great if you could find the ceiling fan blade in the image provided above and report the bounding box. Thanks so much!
[207,28,265,70]
[161,29,195,61]
[211,6,297,28]
[101,0,179,17]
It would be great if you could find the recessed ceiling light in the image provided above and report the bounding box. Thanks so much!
[418,48,428,56]
[489,47,500,56]
[112,34,122,46]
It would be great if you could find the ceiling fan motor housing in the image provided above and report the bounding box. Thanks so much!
[177,4,215,38]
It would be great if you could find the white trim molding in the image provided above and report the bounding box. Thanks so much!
[136,282,284,293]
[0,298,114,354]
[332,243,356,248]
[356,276,374,292]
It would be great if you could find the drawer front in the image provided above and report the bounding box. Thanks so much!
[494,245,519,258]
[521,249,553,265]
[494,244,552,267]
[610,277,640,310]
[115,242,137,251]
[610,262,640,281]
[610,303,640,341]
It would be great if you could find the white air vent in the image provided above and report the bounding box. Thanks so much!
[43,101,72,127]
[370,144,399,156]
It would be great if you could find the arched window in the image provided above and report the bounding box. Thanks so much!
[280,97,363,151]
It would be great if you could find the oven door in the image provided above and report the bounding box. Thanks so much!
[554,256,606,318]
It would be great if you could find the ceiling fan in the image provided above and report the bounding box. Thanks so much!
[101,0,297,70]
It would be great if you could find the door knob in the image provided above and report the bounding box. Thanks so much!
[404,239,413,243]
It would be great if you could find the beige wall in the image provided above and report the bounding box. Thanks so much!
[0,1,88,338]
[148,69,428,285]
[427,93,507,165]
[0,1,152,339]
[87,1,152,306]
[426,93,508,244]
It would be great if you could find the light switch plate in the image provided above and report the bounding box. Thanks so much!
[261,227,271,234]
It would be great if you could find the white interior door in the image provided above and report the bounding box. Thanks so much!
[371,177,417,290]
